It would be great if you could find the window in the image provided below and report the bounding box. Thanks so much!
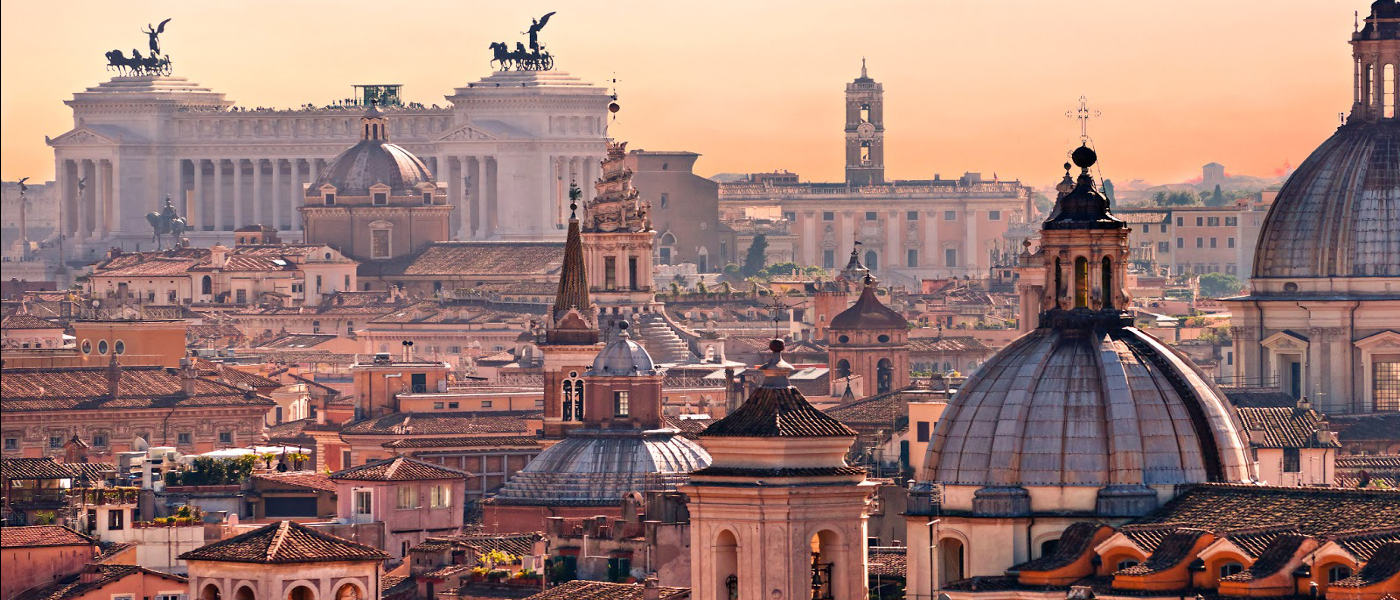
[859,141,871,163]
[906,210,919,220]
[324,193,336,206]
[945,248,957,268]
[1210,238,1217,249]
[823,249,835,268]
[661,194,671,209]
[156,594,187,600]
[864,211,878,221]
[91,434,107,447]
[49,436,62,449]
[1219,562,1244,578]
[1283,447,1301,473]
[1176,217,1183,226]
[373,192,388,205]
[114,340,125,355]
[1225,216,1238,226]
[98,340,108,355]
[108,509,124,530]
[1196,237,1204,248]
[478,401,489,408]
[235,289,247,304]
[218,431,233,444]
[859,102,871,123]
[371,229,391,259]
[430,485,452,508]
[177,432,192,445]
[1158,241,1171,254]
[614,391,630,417]
[354,490,372,515]
[907,249,919,268]
[423,192,433,205]
[312,320,322,333]
[1196,217,1204,226]
[944,210,957,221]
[3,438,16,451]
[1374,359,1400,412]
[1117,559,1140,570]
[822,211,834,221]
[433,402,445,410]
[988,210,1001,221]
[344,274,351,288]
[1328,565,1353,583]
[81,340,91,354]
[604,256,617,290]
[1177,237,1184,249]
[1207,217,1220,226]
[346,321,355,336]
[916,421,930,443]
[397,485,419,509]
[1228,237,1236,248]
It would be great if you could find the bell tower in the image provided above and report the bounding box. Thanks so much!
[1350,1,1400,122]
[845,59,885,186]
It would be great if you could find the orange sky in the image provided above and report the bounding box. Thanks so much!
[0,1,1362,187]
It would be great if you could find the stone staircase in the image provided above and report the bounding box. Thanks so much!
[635,312,696,364]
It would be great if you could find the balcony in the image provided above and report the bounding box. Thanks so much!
[4,488,69,510]
[75,487,140,506]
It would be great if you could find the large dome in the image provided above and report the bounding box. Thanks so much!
[488,431,710,506]
[310,139,434,198]
[924,326,1254,491]
[1252,120,1400,280]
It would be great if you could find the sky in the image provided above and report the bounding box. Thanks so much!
[0,1,1364,188]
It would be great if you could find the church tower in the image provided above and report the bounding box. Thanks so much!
[827,274,910,395]
[844,60,885,186]
[685,340,874,600]
[581,141,656,333]
[540,186,603,438]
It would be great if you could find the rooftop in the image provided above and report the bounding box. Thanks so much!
[0,526,94,548]
[330,456,469,481]
[178,520,388,564]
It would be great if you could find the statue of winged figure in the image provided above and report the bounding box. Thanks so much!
[142,18,172,56]
[524,12,555,54]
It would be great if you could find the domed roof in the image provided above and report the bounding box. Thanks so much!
[587,323,656,376]
[924,326,1253,490]
[1252,120,1400,279]
[829,279,906,331]
[488,431,710,506]
[308,107,435,197]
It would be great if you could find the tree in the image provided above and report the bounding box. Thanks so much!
[741,234,768,278]
[1208,184,1227,206]
[1102,179,1116,205]
[1197,272,1243,298]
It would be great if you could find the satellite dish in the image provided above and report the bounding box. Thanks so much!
[132,436,150,452]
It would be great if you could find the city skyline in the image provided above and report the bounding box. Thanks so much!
[0,0,1362,186]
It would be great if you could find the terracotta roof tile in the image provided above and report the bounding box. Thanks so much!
[1,526,94,548]
[907,336,991,353]
[14,564,186,600]
[1331,542,1400,588]
[869,546,908,577]
[521,580,689,600]
[1335,414,1400,443]
[828,283,907,331]
[0,365,273,412]
[179,520,388,564]
[358,242,563,277]
[339,411,538,436]
[1237,407,1340,448]
[1331,527,1400,561]
[1,314,62,330]
[701,385,855,438]
[252,471,337,493]
[450,532,543,557]
[331,456,469,481]
[1219,533,1308,582]
[1131,484,1400,537]
[1115,529,1208,575]
[1014,522,1106,572]
[1,457,78,481]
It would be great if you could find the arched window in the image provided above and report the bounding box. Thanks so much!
[561,379,574,421]
[573,380,584,420]
[877,358,894,394]
[1368,64,1376,108]
[865,250,878,271]
[715,530,739,599]
[860,141,872,164]
[811,530,840,599]
[234,586,255,600]
[939,537,965,587]
[1328,565,1352,583]
[1074,256,1089,308]
[1384,63,1395,119]
[835,359,851,380]
[1117,559,1139,571]
[1101,256,1114,309]
[1219,561,1244,579]
[287,585,314,600]
[333,584,361,600]
[200,583,222,600]
[1040,538,1060,558]
[201,275,212,295]
[1053,257,1063,308]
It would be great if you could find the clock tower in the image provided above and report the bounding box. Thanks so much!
[845,59,885,186]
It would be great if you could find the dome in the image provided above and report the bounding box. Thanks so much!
[1252,120,1400,280]
[307,107,435,197]
[923,326,1254,492]
[488,431,710,506]
[828,279,906,330]
[587,323,656,376]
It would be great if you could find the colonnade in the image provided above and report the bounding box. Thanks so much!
[178,157,327,233]
[56,158,116,242]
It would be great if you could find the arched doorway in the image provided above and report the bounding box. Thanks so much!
[865,250,879,271]
[1101,256,1114,308]
[200,583,222,600]
[877,358,894,393]
[715,529,739,598]
[234,586,255,600]
[810,530,841,600]
[939,537,965,585]
[287,585,314,600]
[835,359,851,380]
[333,584,362,600]
[1074,257,1089,308]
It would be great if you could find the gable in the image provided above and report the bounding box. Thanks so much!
[435,124,498,142]
[46,127,122,147]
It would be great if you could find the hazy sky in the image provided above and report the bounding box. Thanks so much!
[0,1,1364,187]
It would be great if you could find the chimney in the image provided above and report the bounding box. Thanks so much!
[210,244,229,269]
[106,354,121,399]
[1295,396,1313,413]
[79,564,103,584]
[642,576,661,600]
[180,358,198,396]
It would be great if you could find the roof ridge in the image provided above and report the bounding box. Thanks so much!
[264,520,291,561]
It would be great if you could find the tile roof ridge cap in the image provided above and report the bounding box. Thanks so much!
[386,457,402,479]
[1328,525,1400,539]
[1224,523,1303,536]
[265,520,292,561]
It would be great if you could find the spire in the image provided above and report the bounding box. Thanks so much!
[861,57,867,79]
[1042,145,1123,230]
[552,183,589,318]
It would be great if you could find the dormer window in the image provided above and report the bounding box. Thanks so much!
[373,192,388,205]
[423,192,433,205]
[324,193,336,206]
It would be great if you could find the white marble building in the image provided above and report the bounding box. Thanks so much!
[46,69,609,256]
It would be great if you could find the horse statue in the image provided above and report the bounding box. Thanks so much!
[145,195,189,250]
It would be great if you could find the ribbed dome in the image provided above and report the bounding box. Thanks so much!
[924,326,1253,489]
[587,326,655,376]
[309,139,435,198]
[829,281,906,330]
[488,431,710,506]
[1252,120,1400,279]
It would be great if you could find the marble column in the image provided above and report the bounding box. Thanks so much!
[212,159,226,231]
[97,159,112,238]
[80,159,96,240]
[485,157,498,239]
[469,157,482,239]
[270,159,282,231]
[446,156,463,238]
[192,159,205,230]
[252,159,264,227]
[232,159,244,230]
[924,209,939,274]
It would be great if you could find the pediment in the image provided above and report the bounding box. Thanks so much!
[1261,330,1309,351]
[435,124,498,142]
[1354,330,1400,351]
[47,127,120,147]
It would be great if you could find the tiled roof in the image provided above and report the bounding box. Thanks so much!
[1118,524,1185,552]
[358,241,563,277]
[70,462,116,486]
[179,520,388,564]
[331,456,469,481]
[1237,407,1339,448]
[1,457,78,481]
[1331,527,1400,561]
[1338,455,1400,470]
[252,471,337,493]
[195,360,281,390]
[340,411,539,436]
[1331,542,1400,588]
[1219,533,1308,582]
[869,546,908,578]
[690,465,864,478]
[700,385,856,438]
[266,418,316,442]
[1115,529,1208,575]
[829,283,907,331]
[1335,414,1400,442]
[1,526,94,548]
[522,580,690,600]
[257,333,341,349]
[662,415,714,439]
[451,532,543,557]
[1131,484,1400,537]
[1,314,62,330]
[825,386,939,427]
[1,366,272,412]
[907,336,992,353]
[1014,522,1106,572]
[1224,389,1297,408]
[1220,524,1300,558]
[14,564,186,600]
[381,435,541,449]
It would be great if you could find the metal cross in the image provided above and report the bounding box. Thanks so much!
[1066,95,1101,143]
